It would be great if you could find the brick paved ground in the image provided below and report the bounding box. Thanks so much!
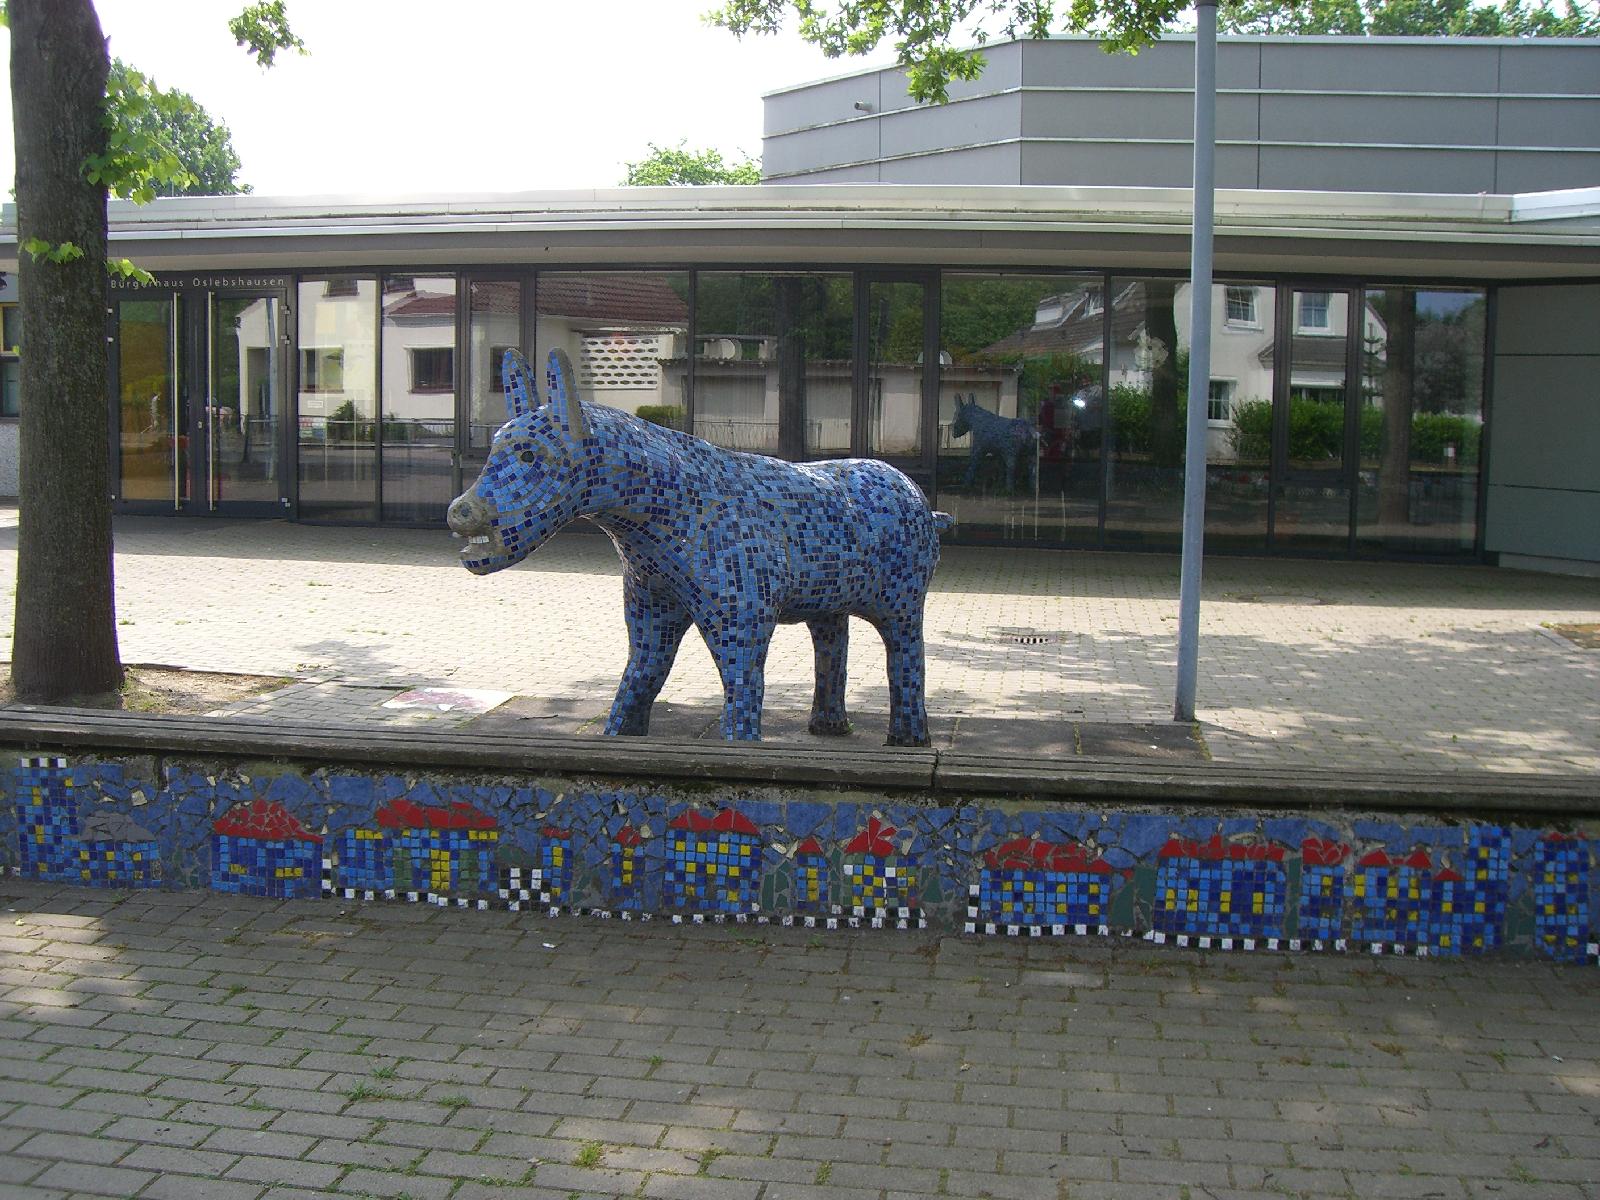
[2,879,1597,1200]
[0,510,1598,773]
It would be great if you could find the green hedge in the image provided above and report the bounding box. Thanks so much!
[1227,399,1477,465]
[635,405,684,430]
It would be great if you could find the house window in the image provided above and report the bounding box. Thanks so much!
[1225,287,1257,326]
[0,303,20,418]
[410,347,453,393]
[1299,292,1331,331]
[300,348,345,393]
[1207,379,1234,423]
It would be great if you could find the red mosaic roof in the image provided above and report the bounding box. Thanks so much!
[212,799,322,843]
[984,837,1111,874]
[794,837,825,857]
[375,798,496,831]
[1158,835,1286,863]
[1301,837,1351,867]
[1435,868,1464,883]
[541,825,571,840]
[844,817,897,858]
[669,808,760,836]
[614,824,642,848]
[1357,849,1392,868]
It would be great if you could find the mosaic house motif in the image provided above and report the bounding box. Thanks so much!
[3,756,1595,963]
[446,348,950,745]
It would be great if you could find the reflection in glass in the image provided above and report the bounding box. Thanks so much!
[937,274,1103,544]
[118,297,183,505]
[381,276,457,522]
[463,280,522,481]
[537,271,689,445]
[1203,282,1274,551]
[298,277,377,521]
[1105,278,1187,549]
[865,281,924,458]
[1356,288,1483,555]
[1273,290,1351,553]
[208,294,280,507]
[693,272,851,456]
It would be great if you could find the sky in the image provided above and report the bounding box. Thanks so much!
[0,0,900,198]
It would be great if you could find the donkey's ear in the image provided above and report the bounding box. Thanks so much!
[544,348,590,442]
[503,349,534,419]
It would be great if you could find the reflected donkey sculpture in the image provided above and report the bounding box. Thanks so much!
[951,394,1037,491]
[447,349,952,745]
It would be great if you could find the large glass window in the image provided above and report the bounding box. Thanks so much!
[117,296,183,504]
[380,275,456,523]
[937,273,1103,545]
[865,279,926,458]
[693,272,851,456]
[1104,278,1188,549]
[1356,287,1484,555]
[536,271,689,441]
[463,279,523,481]
[1274,289,1352,554]
[298,276,377,521]
[1206,282,1275,551]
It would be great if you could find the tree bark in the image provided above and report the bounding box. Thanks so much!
[10,0,123,702]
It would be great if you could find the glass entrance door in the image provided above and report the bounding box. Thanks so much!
[115,293,186,508]
[860,274,935,480]
[201,291,285,513]
[1271,288,1356,553]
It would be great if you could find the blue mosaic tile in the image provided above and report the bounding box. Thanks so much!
[1153,837,1289,941]
[1533,836,1590,962]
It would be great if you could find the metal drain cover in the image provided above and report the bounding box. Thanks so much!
[991,628,1061,645]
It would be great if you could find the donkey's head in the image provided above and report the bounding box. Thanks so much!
[950,394,978,440]
[447,348,592,575]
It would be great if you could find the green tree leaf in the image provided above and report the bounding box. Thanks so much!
[622,141,762,185]
[228,1,308,67]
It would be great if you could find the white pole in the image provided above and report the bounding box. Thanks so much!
[1175,0,1218,722]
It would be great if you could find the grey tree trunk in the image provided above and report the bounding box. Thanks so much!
[10,0,123,702]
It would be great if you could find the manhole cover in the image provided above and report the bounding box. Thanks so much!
[1223,592,1330,606]
[1547,622,1600,649]
[992,628,1060,645]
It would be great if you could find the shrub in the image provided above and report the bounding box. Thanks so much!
[635,404,683,430]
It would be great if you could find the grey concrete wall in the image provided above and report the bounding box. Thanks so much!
[763,36,1600,193]
[1485,285,1600,567]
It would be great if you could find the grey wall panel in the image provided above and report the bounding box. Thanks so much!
[764,122,881,178]
[765,73,885,136]
[1497,98,1600,150]
[1497,42,1600,96]
[879,94,1021,158]
[1260,94,1498,148]
[1259,145,1496,193]
[1260,41,1499,93]
[1019,37,1260,89]
[1020,140,1261,188]
[1494,150,1600,194]
[1486,355,1599,490]
[1495,285,1600,357]
[1485,485,1600,560]
[1021,90,1259,141]
[880,143,1021,184]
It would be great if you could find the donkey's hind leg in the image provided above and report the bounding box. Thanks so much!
[807,614,852,735]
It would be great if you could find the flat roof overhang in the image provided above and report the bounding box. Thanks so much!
[3,184,1598,281]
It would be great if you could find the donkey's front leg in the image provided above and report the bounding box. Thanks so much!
[806,614,851,735]
[701,609,776,741]
[605,581,692,736]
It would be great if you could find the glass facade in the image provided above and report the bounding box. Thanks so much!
[297,277,378,521]
[101,265,1490,560]
[380,275,457,523]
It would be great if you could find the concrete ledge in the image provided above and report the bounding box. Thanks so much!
[0,707,1594,816]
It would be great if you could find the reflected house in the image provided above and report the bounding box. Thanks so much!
[211,799,323,899]
[537,274,689,423]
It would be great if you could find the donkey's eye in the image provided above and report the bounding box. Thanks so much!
[518,450,537,465]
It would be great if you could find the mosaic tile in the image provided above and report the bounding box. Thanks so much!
[1534,835,1590,962]
[446,347,950,745]
[1153,836,1288,942]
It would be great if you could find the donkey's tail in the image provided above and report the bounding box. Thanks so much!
[931,511,956,533]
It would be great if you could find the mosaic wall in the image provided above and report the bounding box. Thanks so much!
[5,754,1596,962]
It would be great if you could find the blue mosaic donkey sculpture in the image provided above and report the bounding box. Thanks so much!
[952,394,1037,491]
[447,349,952,745]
